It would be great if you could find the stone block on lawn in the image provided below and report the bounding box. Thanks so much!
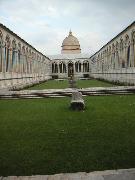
[70,90,85,110]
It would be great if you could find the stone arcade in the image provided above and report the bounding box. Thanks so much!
[0,24,51,90]
[90,22,135,84]
[0,21,135,90]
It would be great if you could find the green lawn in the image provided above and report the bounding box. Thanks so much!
[0,95,135,176]
[28,79,115,90]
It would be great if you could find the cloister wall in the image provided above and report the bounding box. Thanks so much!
[0,24,51,89]
[90,21,135,85]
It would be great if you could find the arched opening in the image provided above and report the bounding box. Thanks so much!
[12,40,16,71]
[122,60,125,68]
[18,49,21,72]
[116,51,119,68]
[52,62,58,73]
[5,35,10,72]
[63,63,66,73]
[127,45,130,67]
[52,63,54,73]
[18,43,21,73]
[58,62,67,73]
[120,39,125,68]
[75,61,81,72]
[26,47,29,73]
[125,35,130,68]
[0,32,3,72]
[83,61,89,72]
[134,39,135,67]
[22,46,26,73]
[75,62,78,72]
[79,62,81,72]
[55,63,58,73]
[59,63,62,73]
[68,62,74,77]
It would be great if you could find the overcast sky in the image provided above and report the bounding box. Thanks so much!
[0,0,135,55]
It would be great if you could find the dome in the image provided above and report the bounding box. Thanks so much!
[61,30,81,54]
[62,31,80,46]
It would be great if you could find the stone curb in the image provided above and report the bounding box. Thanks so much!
[1,168,135,180]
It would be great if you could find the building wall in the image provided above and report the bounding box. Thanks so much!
[90,22,135,84]
[61,49,81,54]
[0,24,51,89]
[51,59,90,79]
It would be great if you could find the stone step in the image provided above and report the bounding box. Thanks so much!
[1,86,135,99]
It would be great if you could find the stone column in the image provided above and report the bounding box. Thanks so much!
[24,55,27,83]
[37,60,39,81]
[124,44,127,68]
[34,60,36,82]
[134,43,135,67]
[29,59,32,82]
[38,61,41,81]
[119,49,122,69]
[0,45,2,73]
[65,62,68,77]
[28,59,31,83]
[34,60,36,81]
[18,52,21,75]
[19,53,22,84]
[37,61,39,81]
[15,49,19,84]
[9,47,12,72]
[124,44,128,83]
[130,41,134,67]
[31,59,34,83]
[1,44,4,72]
[6,47,11,86]
[23,54,26,84]
[10,48,14,87]
[1,44,5,87]
[36,61,39,81]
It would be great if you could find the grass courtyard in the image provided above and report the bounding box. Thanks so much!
[27,79,116,90]
[0,95,135,176]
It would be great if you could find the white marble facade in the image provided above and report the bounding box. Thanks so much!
[50,54,90,79]
[90,21,135,84]
[0,24,51,89]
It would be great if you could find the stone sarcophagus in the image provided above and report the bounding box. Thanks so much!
[70,90,85,110]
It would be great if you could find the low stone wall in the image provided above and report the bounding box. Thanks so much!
[0,73,51,90]
[90,73,135,86]
[91,69,135,84]
[1,168,135,180]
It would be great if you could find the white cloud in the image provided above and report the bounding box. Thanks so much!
[0,0,135,55]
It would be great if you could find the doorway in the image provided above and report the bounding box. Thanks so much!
[68,63,74,77]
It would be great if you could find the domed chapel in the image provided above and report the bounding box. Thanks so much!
[50,30,90,79]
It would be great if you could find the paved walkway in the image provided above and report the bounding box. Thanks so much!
[1,168,135,180]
